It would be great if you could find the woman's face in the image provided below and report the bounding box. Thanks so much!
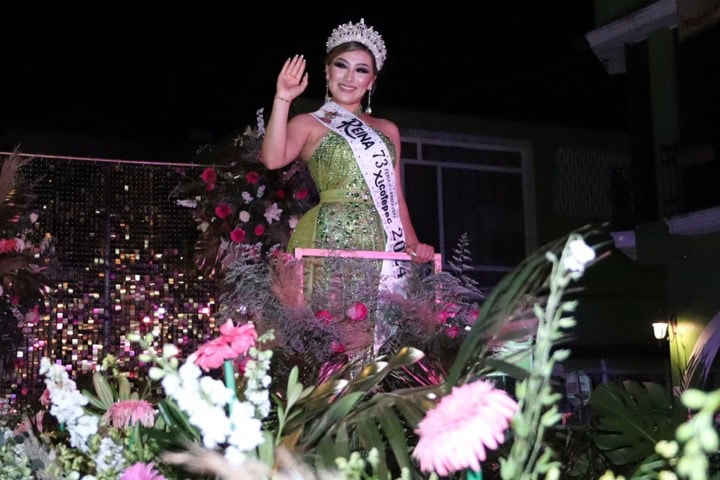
[326,49,376,106]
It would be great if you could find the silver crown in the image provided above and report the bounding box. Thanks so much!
[326,18,387,70]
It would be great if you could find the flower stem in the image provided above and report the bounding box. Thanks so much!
[467,468,483,479]
[224,359,237,416]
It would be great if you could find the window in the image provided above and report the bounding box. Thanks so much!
[401,129,536,290]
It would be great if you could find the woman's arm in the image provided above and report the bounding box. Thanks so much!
[261,55,310,170]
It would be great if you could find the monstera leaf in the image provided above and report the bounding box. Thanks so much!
[589,380,685,466]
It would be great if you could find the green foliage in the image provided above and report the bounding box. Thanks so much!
[589,380,685,466]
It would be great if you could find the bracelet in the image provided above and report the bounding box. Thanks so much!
[275,96,291,103]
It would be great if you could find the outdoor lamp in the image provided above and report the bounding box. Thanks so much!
[652,321,669,340]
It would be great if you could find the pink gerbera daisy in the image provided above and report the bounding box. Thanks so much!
[412,380,518,476]
[103,399,156,429]
[120,462,166,480]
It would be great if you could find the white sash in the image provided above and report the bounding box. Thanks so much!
[310,101,408,293]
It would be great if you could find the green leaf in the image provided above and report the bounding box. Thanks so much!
[301,391,365,447]
[92,372,115,408]
[257,431,275,467]
[118,375,131,401]
[589,381,684,465]
[157,399,201,443]
[82,389,108,411]
[377,407,411,471]
[355,416,388,478]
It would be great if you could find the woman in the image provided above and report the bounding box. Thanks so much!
[261,19,434,351]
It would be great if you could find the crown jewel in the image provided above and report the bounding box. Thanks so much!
[326,18,387,70]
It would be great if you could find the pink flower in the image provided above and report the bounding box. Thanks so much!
[436,302,459,324]
[246,171,260,184]
[194,321,257,371]
[412,380,518,476]
[40,388,52,407]
[294,188,309,200]
[219,320,257,356]
[200,167,217,184]
[120,462,166,480]
[230,227,247,243]
[0,238,17,253]
[205,183,216,192]
[194,337,236,371]
[345,302,368,321]
[444,326,461,339]
[214,202,232,219]
[315,310,334,324]
[254,224,266,236]
[103,399,156,429]
[331,342,346,354]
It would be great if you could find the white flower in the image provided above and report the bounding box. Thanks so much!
[190,406,233,449]
[239,210,250,223]
[242,191,253,204]
[264,203,282,224]
[256,185,266,198]
[288,216,299,229]
[228,401,264,451]
[14,238,25,251]
[176,199,198,208]
[161,373,181,396]
[562,238,596,273]
[199,377,234,407]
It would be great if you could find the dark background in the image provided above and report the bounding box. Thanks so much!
[2,3,628,147]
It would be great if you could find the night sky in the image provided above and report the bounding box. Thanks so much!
[2,3,628,149]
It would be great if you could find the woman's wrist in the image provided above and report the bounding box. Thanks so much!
[274,95,291,103]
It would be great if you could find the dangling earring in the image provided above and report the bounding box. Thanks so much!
[325,81,331,103]
[365,88,373,115]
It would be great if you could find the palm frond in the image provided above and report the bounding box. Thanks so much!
[682,311,720,391]
[446,224,610,387]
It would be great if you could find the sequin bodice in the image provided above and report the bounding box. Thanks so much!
[287,129,397,252]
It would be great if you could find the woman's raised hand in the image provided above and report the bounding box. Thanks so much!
[276,54,309,101]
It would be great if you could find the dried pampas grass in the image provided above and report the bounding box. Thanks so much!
[162,443,343,480]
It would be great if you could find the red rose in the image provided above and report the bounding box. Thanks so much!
[215,202,232,219]
[246,171,260,184]
[230,227,247,243]
[254,224,265,236]
[201,167,217,184]
[294,188,309,200]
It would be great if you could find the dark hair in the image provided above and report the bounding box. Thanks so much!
[325,42,378,74]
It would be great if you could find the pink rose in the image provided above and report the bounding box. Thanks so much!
[205,183,216,192]
[294,188,309,200]
[345,302,368,321]
[254,224,265,236]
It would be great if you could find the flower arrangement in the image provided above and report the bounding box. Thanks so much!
[171,108,316,276]
[1,225,617,480]
[0,149,55,388]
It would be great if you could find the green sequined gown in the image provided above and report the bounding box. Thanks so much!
[287,129,397,357]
